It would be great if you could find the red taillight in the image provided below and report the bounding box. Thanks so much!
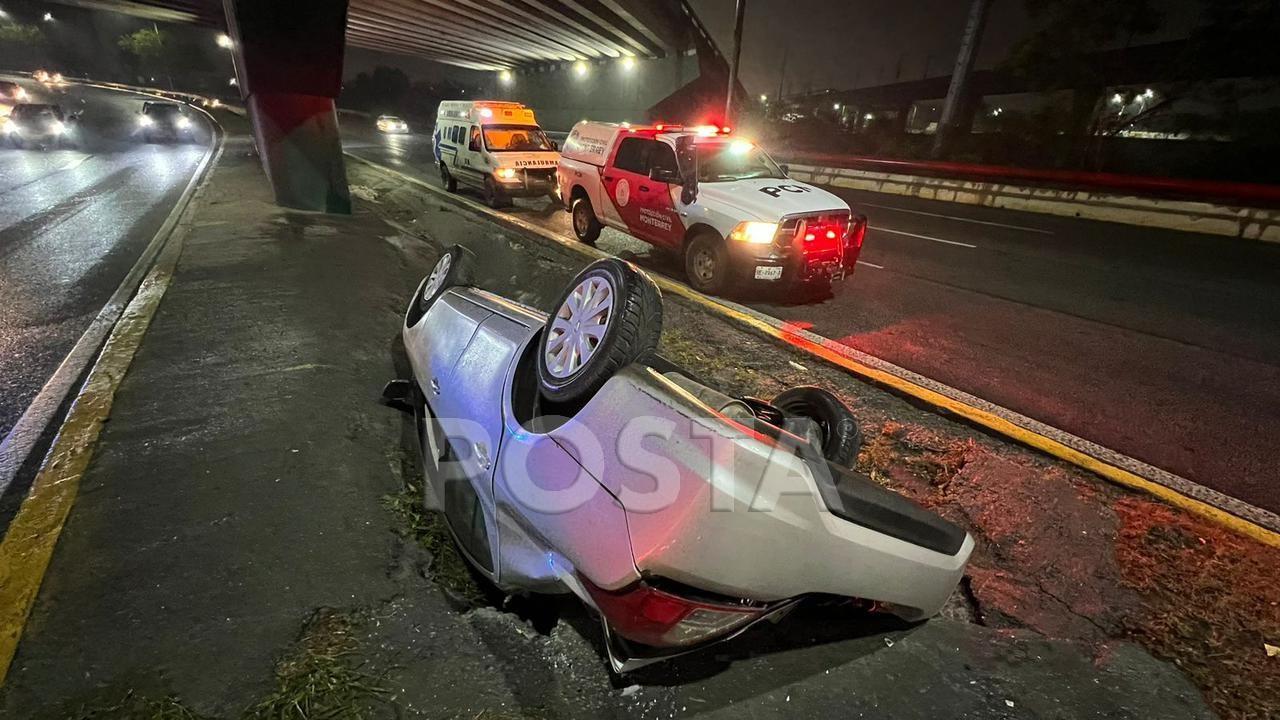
[583,579,764,648]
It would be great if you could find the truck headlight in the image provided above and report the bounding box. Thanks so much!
[729,221,779,244]
[138,115,153,127]
[495,168,518,181]
[50,120,66,134]
[177,117,192,129]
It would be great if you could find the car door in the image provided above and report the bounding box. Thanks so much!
[427,311,531,578]
[601,138,684,248]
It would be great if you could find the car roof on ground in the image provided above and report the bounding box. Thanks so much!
[143,102,181,110]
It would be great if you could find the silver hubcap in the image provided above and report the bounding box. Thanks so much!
[423,253,452,301]
[545,276,613,379]
[693,249,715,282]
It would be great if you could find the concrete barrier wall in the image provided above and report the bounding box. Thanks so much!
[786,163,1280,243]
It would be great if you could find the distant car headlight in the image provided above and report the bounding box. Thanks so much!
[50,120,66,135]
[177,117,192,129]
[495,168,518,181]
[729,221,780,244]
[138,115,153,127]
[15,88,27,100]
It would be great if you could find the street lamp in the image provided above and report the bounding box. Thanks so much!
[759,94,767,103]
[574,61,588,78]
[42,11,53,21]
[620,56,635,71]
[216,33,234,49]
[498,69,512,85]
[833,102,841,111]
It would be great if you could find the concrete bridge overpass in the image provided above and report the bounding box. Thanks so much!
[47,0,734,212]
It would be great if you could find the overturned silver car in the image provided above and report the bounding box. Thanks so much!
[385,247,973,671]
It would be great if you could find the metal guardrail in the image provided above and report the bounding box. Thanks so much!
[775,151,1280,208]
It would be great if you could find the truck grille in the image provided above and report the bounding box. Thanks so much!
[776,211,851,258]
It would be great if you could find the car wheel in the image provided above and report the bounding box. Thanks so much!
[772,386,862,467]
[483,177,510,208]
[409,245,475,325]
[684,232,729,295]
[570,196,602,245]
[440,163,457,192]
[537,258,662,404]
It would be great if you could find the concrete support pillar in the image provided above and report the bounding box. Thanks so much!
[223,0,351,213]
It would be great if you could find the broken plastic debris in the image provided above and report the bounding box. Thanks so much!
[621,684,640,697]
[883,636,894,647]
[1005,700,1015,708]
[1265,643,1279,658]
[788,360,808,372]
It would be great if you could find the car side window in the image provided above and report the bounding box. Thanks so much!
[650,143,678,175]
[613,137,653,175]
[469,126,481,151]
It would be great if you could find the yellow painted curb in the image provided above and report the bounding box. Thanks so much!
[0,237,184,682]
[0,107,222,684]
[351,153,1280,550]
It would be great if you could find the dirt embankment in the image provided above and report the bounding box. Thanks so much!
[657,301,1280,720]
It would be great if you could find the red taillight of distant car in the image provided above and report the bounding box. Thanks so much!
[583,578,765,648]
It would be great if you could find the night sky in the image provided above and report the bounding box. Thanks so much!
[688,0,1206,96]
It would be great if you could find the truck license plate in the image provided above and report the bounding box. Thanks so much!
[754,266,783,281]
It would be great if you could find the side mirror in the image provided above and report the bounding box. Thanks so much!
[675,135,699,204]
[779,163,790,177]
[648,167,680,184]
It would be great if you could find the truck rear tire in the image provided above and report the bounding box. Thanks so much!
[684,232,729,295]
[440,163,458,192]
[571,196,602,245]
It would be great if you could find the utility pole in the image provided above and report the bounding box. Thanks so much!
[932,0,991,158]
[775,43,788,106]
[724,0,746,122]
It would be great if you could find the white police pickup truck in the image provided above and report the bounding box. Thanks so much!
[433,100,561,208]
[557,122,866,296]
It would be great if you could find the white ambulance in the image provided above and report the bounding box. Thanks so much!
[432,100,560,208]
[557,122,867,296]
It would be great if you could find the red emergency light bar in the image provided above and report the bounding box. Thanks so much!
[637,123,732,136]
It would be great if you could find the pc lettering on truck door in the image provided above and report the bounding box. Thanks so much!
[604,137,685,248]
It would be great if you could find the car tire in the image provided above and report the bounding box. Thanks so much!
[483,177,510,208]
[570,196,601,245]
[409,245,476,326]
[772,386,862,467]
[537,258,662,404]
[684,231,730,295]
[440,163,458,192]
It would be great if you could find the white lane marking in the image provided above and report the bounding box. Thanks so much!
[871,226,977,248]
[860,201,1054,235]
[857,260,884,269]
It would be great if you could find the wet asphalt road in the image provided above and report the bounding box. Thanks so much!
[342,122,1280,514]
[0,78,211,442]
